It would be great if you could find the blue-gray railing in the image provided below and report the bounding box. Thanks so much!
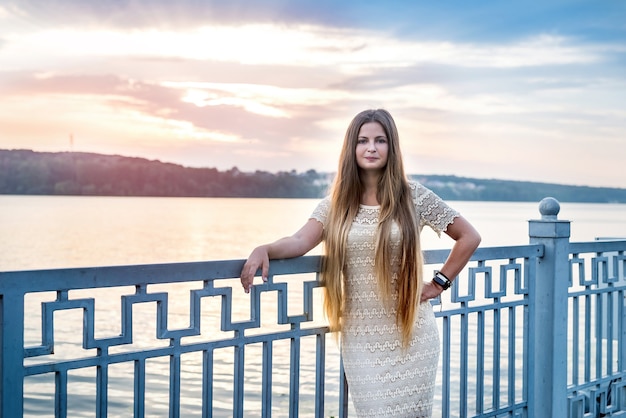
[1,197,625,417]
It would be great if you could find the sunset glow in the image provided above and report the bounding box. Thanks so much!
[1,1,625,187]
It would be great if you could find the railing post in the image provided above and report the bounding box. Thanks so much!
[0,289,26,417]
[528,197,570,417]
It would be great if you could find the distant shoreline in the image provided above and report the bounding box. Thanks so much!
[2,149,626,203]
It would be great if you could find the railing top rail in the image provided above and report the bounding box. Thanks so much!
[465,244,544,261]
[569,239,626,254]
[0,257,324,293]
[0,244,545,294]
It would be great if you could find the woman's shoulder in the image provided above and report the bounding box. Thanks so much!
[407,179,445,209]
[407,179,430,198]
[310,195,331,223]
[407,179,460,233]
[317,195,332,206]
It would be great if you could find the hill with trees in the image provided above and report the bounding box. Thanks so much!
[0,149,327,198]
[1,149,625,203]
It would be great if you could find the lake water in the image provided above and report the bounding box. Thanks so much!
[3,196,625,272]
[1,196,625,417]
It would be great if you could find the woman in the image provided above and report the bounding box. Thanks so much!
[240,109,481,417]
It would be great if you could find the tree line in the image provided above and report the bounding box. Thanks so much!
[1,149,625,203]
[409,175,626,203]
[0,150,328,198]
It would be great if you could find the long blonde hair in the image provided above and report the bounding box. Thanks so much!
[322,109,423,346]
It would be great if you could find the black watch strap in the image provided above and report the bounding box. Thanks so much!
[432,271,452,290]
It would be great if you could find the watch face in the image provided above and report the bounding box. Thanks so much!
[434,273,450,289]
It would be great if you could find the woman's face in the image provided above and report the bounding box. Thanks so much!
[355,121,389,172]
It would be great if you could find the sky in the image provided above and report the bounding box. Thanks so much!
[0,0,625,188]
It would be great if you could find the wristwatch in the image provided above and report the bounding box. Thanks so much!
[432,271,452,290]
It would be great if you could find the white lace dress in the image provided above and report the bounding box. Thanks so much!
[310,181,459,417]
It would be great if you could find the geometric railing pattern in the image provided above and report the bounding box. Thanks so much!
[567,241,626,418]
[2,238,626,417]
[3,258,336,418]
[428,245,541,418]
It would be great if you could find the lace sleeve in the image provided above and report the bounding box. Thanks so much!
[410,181,460,236]
[310,196,330,227]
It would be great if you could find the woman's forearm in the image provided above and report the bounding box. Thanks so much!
[438,216,481,282]
[265,219,323,259]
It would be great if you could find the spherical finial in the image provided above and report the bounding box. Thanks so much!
[538,197,560,220]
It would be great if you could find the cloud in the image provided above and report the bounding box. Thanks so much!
[1,2,625,187]
[4,22,616,79]
[2,18,624,178]
[4,0,626,46]
[0,70,343,152]
[0,0,347,30]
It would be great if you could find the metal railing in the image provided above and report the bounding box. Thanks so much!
[1,198,625,417]
[567,240,626,417]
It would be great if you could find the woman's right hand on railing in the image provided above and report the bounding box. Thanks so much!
[239,219,323,294]
[240,245,270,293]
